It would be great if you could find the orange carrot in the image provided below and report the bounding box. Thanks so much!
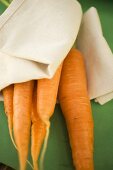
[3,85,14,144]
[58,49,94,170]
[31,82,46,170]
[37,64,62,170]
[13,80,34,170]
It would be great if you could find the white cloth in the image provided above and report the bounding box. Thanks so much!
[77,7,113,105]
[0,0,82,90]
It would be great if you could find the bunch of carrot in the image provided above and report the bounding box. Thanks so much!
[2,48,94,170]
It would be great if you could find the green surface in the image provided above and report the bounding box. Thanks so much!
[0,2,6,14]
[0,0,113,170]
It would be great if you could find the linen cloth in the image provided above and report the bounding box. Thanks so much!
[77,7,113,105]
[0,0,82,89]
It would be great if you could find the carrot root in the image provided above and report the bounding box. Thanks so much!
[39,121,50,170]
[8,122,17,149]
[31,82,46,170]
[8,126,33,170]
[37,65,62,170]
[58,48,94,170]
[13,81,34,170]
[26,160,33,170]
[31,120,46,170]
[31,123,39,170]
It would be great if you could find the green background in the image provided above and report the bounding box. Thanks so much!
[0,0,113,169]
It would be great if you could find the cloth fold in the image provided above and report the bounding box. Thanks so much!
[77,7,113,105]
[0,0,82,90]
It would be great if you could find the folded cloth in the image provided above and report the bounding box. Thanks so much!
[0,0,82,90]
[77,7,113,105]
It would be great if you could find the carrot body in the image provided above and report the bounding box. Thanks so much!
[37,64,62,170]
[31,82,46,170]
[3,85,14,142]
[37,64,62,122]
[13,81,34,170]
[58,49,94,170]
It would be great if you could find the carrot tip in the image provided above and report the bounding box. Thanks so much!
[8,121,33,170]
[8,118,17,149]
[39,121,50,170]
[26,160,33,170]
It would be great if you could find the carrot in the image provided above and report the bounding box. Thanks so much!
[58,49,94,170]
[2,85,15,146]
[31,82,46,170]
[37,64,62,170]
[3,84,33,169]
[13,80,34,170]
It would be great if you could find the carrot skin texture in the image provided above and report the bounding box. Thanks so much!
[31,83,46,170]
[3,85,14,138]
[37,64,62,122]
[31,122,46,170]
[13,81,34,170]
[37,64,62,170]
[58,49,94,170]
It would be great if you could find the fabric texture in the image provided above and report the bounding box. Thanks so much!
[0,0,82,90]
[77,7,113,105]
